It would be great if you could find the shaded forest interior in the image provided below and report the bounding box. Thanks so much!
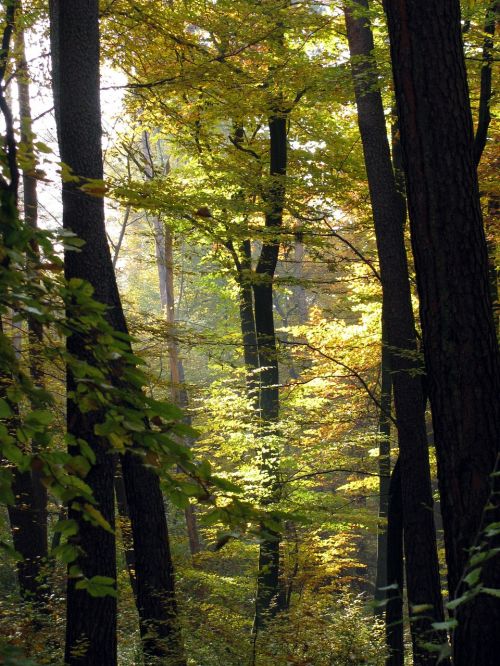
[0,1,499,665]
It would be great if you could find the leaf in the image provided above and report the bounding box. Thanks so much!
[0,398,13,418]
[52,542,79,564]
[432,619,458,631]
[411,604,433,614]
[25,409,54,426]
[83,503,114,533]
[464,567,481,587]
[210,475,243,494]
[75,575,117,598]
[0,540,22,562]
[54,519,79,538]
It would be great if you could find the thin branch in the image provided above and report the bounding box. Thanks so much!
[279,338,397,426]
[284,467,389,484]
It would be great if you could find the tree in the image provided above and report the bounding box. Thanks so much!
[344,1,446,661]
[49,2,185,663]
[383,1,500,663]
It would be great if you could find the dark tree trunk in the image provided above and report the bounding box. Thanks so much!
[473,1,499,167]
[237,239,260,399]
[374,326,391,608]
[114,461,138,600]
[386,459,404,666]
[6,457,47,603]
[383,2,500,663]
[472,1,499,337]
[345,3,446,661]
[50,3,185,664]
[50,3,117,663]
[252,112,287,631]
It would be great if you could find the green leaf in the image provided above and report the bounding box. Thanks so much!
[464,567,481,587]
[75,575,117,598]
[0,398,13,418]
[0,540,22,562]
[83,503,114,533]
[52,542,80,564]
[54,519,79,538]
[25,409,54,426]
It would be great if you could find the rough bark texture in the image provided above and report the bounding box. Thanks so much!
[50,3,185,664]
[345,3,446,660]
[383,2,500,663]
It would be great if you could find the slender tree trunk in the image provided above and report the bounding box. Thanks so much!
[50,4,185,664]
[473,1,499,337]
[237,239,260,399]
[345,3,446,660]
[253,110,287,631]
[115,461,138,600]
[154,217,201,556]
[485,195,499,335]
[374,326,391,609]
[473,1,498,167]
[3,387,47,606]
[15,4,48,601]
[386,459,404,666]
[383,2,500,663]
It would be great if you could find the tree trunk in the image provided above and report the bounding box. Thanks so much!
[473,1,499,167]
[15,4,48,601]
[154,216,201,556]
[383,2,500,663]
[114,461,138,600]
[237,239,260,399]
[386,459,404,666]
[345,3,446,660]
[252,111,287,631]
[50,3,185,663]
[374,326,391,609]
[50,3,117,662]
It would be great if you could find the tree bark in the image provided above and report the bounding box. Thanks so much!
[345,3,446,660]
[50,3,117,661]
[50,3,185,663]
[383,2,500,663]
[386,459,404,666]
[237,239,260,399]
[15,4,48,602]
[252,110,287,631]
[374,326,391,609]
[473,1,499,167]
